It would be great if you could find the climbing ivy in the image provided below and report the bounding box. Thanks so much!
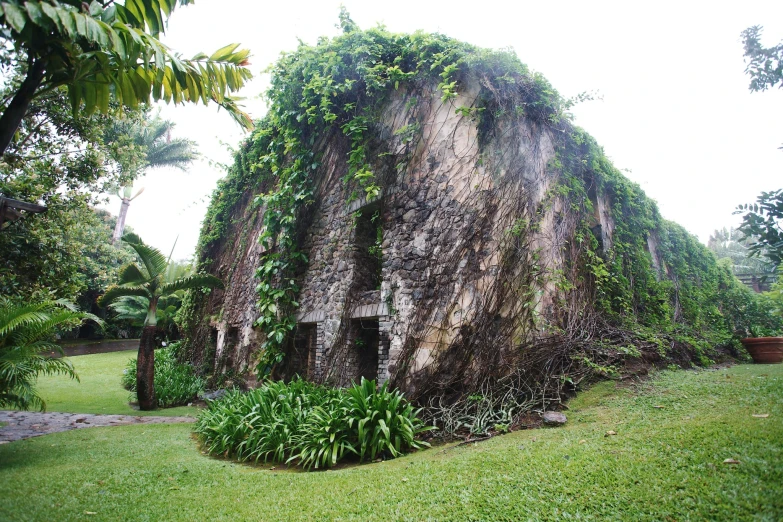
[183,11,780,381]
[554,128,782,358]
[185,11,577,377]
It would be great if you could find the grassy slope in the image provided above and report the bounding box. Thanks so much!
[1,364,781,521]
[29,350,198,417]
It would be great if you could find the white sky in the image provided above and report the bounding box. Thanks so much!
[98,0,783,259]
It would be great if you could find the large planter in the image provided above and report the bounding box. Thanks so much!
[741,337,783,364]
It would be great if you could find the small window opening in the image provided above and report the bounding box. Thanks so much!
[350,318,379,382]
[353,203,383,292]
[289,323,317,380]
[224,327,239,368]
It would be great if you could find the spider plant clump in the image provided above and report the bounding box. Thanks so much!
[194,377,434,470]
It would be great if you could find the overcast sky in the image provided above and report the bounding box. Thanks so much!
[98,0,783,259]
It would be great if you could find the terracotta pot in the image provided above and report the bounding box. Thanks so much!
[740,337,783,364]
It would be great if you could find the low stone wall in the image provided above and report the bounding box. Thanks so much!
[50,339,140,358]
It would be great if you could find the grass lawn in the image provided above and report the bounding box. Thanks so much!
[1,364,781,521]
[29,350,199,417]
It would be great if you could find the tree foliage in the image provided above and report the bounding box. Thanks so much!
[0,0,253,156]
[741,25,783,92]
[707,227,775,276]
[735,189,783,269]
[0,203,136,302]
[108,258,193,340]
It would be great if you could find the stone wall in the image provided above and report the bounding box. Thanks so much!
[185,78,618,393]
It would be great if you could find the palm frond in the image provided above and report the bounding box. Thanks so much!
[160,274,224,295]
[122,235,168,279]
[0,299,76,339]
[98,285,153,308]
[121,232,144,245]
[146,139,198,170]
[109,296,149,326]
[118,263,150,285]
[0,299,90,411]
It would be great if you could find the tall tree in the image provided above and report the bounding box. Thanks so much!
[98,233,221,410]
[108,115,197,243]
[0,75,140,302]
[0,0,253,157]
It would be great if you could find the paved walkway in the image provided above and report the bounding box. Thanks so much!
[0,410,194,444]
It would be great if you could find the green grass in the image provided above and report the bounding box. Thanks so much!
[1,364,781,521]
[30,350,199,417]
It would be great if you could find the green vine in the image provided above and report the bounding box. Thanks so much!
[186,11,575,377]
[183,10,777,382]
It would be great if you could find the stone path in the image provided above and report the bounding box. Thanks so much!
[0,410,194,444]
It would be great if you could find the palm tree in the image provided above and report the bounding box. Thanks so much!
[109,260,194,340]
[98,233,222,410]
[111,117,197,244]
[0,298,100,411]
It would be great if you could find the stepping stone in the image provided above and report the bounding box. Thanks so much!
[542,411,567,426]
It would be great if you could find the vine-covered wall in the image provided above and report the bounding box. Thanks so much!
[179,17,780,401]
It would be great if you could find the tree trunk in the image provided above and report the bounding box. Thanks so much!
[112,198,131,245]
[136,325,157,410]
[0,58,46,157]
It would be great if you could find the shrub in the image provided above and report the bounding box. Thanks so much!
[122,345,205,408]
[194,377,433,470]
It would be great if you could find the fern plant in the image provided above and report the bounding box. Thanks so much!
[0,298,99,411]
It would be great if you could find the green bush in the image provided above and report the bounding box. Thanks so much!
[194,377,433,470]
[122,345,205,408]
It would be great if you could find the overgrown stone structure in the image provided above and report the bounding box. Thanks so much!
[182,25,769,404]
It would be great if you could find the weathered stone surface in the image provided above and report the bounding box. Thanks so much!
[184,77,618,394]
[200,389,227,401]
[542,411,568,426]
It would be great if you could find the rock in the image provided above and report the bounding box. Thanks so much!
[542,411,567,426]
[200,389,227,401]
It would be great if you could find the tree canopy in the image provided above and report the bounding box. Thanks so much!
[0,0,254,156]
[742,25,783,92]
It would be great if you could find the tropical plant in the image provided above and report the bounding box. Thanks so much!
[109,294,178,338]
[194,377,433,470]
[97,232,222,410]
[0,61,149,304]
[122,344,204,407]
[707,227,776,277]
[109,115,197,242]
[109,258,191,340]
[735,189,783,269]
[290,398,355,470]
[0,298,100,410]
[344,378,432,462]
[0,0,253,157]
